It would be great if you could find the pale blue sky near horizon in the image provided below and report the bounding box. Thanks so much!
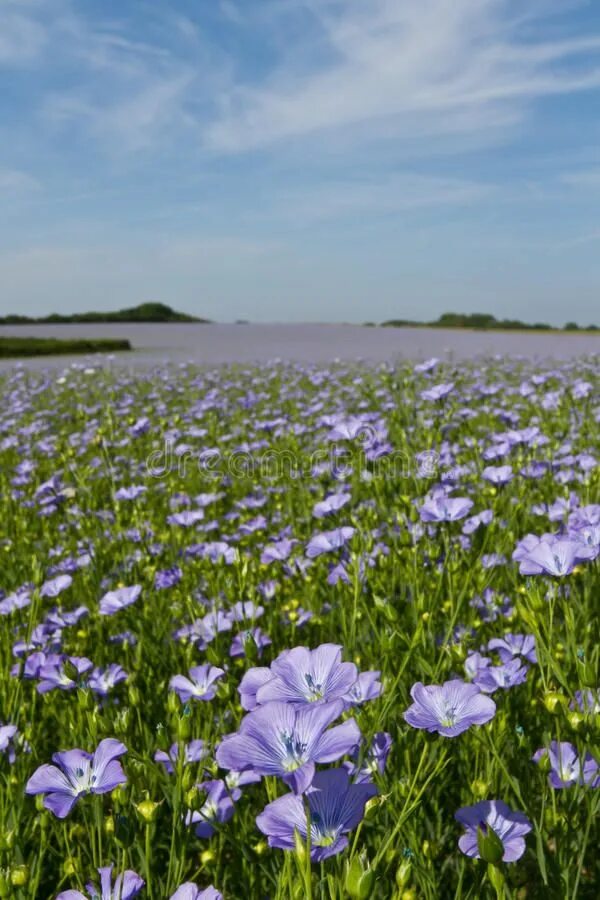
[1,0,600,325]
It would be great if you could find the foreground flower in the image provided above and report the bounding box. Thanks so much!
[56,865,144,899]
[170,884,222,900]
[216,699,360,793]
[403,680,496,737]
[99,585,141,616]
[419,495,473,523]
[256,768,376,861]
[169,665,225,703]
[473,658,529,694]
[455,800,532,862]
[532,741,600,789]
[513,535,596,576]
[305,527,355,559]
[254,644,358,706]
[25,739,127,818]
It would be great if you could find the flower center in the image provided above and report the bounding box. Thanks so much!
[304,673,324,701]
[280,731,307,770]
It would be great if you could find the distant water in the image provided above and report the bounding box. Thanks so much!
[0,322,598,370]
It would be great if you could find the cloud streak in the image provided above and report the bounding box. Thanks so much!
[205,0,600,153]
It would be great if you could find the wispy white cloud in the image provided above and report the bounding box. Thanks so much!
[0,1,47,65]
[0,169,41,193]
[205,0,600,152]
[561,168,600,189]
[268,173,496,223]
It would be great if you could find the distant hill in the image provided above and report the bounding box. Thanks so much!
[0,303,210,324]
[381,312,599,332]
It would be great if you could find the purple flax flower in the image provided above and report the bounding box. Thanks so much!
[404,680,496,737]
[229,627,272,658]
[487,634,537,664]
[313,492,351,518]
[473,659,529,694]
[0,590,31,616]
[421,382,454,402]
[464,652,492,681]
[254,644,358,706]
[470,588,513,622]
[305,527,355,559]
[346,731,392,783]
[40,574,72,598]
[26,738,127,818]
[115,485,146,501]
[256,768,376,861]
[230,600,264,622]
[0,724,19,763]
[88,664,128,696]
[185,779,235,838]
[532,742,600,789]
[261,539,295,564]
[167,509,205,527]
[99,585,141,616]
[56,865,144,900]
[37,656,93,694]
[419,495,473,523]
[155,566,182,590]
[514,535,596,576]
[455,800,532,862]
[216,699,361,794]
[482,465,513,485]
[571,689,600,714]
[154,740,207,775]
[170,886,222,900]
[343,671,382,707]
[462,509,493,535]
[238,666,274,711]
[170,665,225,703]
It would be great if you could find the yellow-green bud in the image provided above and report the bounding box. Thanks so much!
[345,855,376,899]
[477,826,504,865]
[543,692,567,715]
[395,860,412,889]
[10,866,29,887]
[136,799,159,823]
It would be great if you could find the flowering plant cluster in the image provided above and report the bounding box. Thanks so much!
[0,355,598,897]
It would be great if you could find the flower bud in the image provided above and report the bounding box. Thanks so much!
[345,855,375,899]
[470,779,489,799]
[293,828,308,862]
[136,799,160,823]
[63,858,79,878]
[395,860,412,889]
[543,692,567,715]
[167,692,180,715]
[10,866,29,887]
[567,711,584,732]
[200,849,216,865]
[477,826,504,864]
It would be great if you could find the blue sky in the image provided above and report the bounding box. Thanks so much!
[1,0,600,324]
